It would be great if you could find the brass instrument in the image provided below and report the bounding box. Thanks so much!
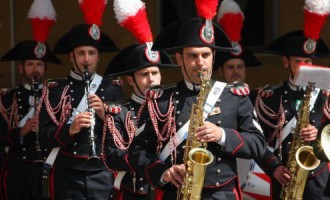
[83,65,99,161]
[320,124,330,161]
[280,83,320,200]
[32,75,44,164]
[178,72,214,200]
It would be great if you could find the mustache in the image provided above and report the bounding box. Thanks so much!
[30,74,41,80]
[193,67,208,72]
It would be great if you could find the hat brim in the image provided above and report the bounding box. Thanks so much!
[54,24,119,54]
[1,40,62,64]
[105,44,177,78]
[152,18,235,53]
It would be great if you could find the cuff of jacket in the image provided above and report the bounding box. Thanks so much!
[145,160,169,188]
[222,128,244,155]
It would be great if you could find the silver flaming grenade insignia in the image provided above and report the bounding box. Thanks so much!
[145,42,160,63]
[34,42,46,59]
[200,19,214,44]
[304,38,316,54]
[89,24,101,41]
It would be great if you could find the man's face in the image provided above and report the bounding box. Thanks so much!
[127,66,161,96]
[176,46,213,84]
[70,46,100,75]
[283,56,312,78]
[19,59,46,84]
[218,58,246,83]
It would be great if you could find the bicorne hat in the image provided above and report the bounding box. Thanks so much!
[152,17,233,53]
[53,0,119,54]
[1,0,61,64]
[1,40,61,64]
[214,0,261,69]
[104,0,176,78]
[267,30,330,58]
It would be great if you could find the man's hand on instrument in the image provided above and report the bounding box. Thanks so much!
[300,124,317,142]
[161,164,185,187]
[195,121,223,143]
[20,116,38,137]
[69,112,93,136]
[88,94,105,120]
[274,165,291,186]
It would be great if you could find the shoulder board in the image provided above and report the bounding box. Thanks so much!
[3,86,19,95]
[228,82,250,96]
[104,100,131,114]
[0,88,11,95]
[46,78,66,88]
[257,83,283,98]
[163,84,177,91]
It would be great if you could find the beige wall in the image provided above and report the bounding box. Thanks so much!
[0,0,330,97]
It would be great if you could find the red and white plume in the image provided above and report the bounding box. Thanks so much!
[113,0,153,43]
[195,0,219,20]
[28,0,56,43]
[304,0,330,40]
[78,0,107,26]
[217,0,244,43]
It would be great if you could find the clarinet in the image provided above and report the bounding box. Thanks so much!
[32,75,44,163]
[83,65,99,161]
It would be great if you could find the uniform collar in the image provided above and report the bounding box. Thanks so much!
[131,92,145,105]
[22,82,43,90]
[184,80,200,92]
[287,79,304,92]
[70,70,95,81]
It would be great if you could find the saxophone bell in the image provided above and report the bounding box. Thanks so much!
[296,146,320,171]
[320,124,330,161]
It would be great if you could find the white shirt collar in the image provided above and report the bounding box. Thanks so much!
[22,82,43,90]
[288,79,304,92]
[70,70,95,81]
[184,80,200,92]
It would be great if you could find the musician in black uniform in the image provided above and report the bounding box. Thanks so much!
[254,30,330,199]
[38,23,123,200]
[215,46,261,84]
[127,17,266,200]
[102,43,176,199]
[214,0,261,84]
[0,40,61,200]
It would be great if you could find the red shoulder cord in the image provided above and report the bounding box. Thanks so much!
[103,112,136,150]
[145,93,178,165]
[255,94,285,161]
[42,85,72,126]
[0,93,18,126]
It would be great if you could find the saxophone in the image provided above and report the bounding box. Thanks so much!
[178,72,214,200]
[280,83,320,200]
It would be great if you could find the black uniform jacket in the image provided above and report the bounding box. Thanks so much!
[0,84,48,168]
[128,80,266,197]
[39,72,123,171]
[254,81,328,177]
[106,94,150,195]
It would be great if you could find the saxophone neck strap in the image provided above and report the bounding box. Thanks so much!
[275,88,320,149]
[158,81,227,161]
